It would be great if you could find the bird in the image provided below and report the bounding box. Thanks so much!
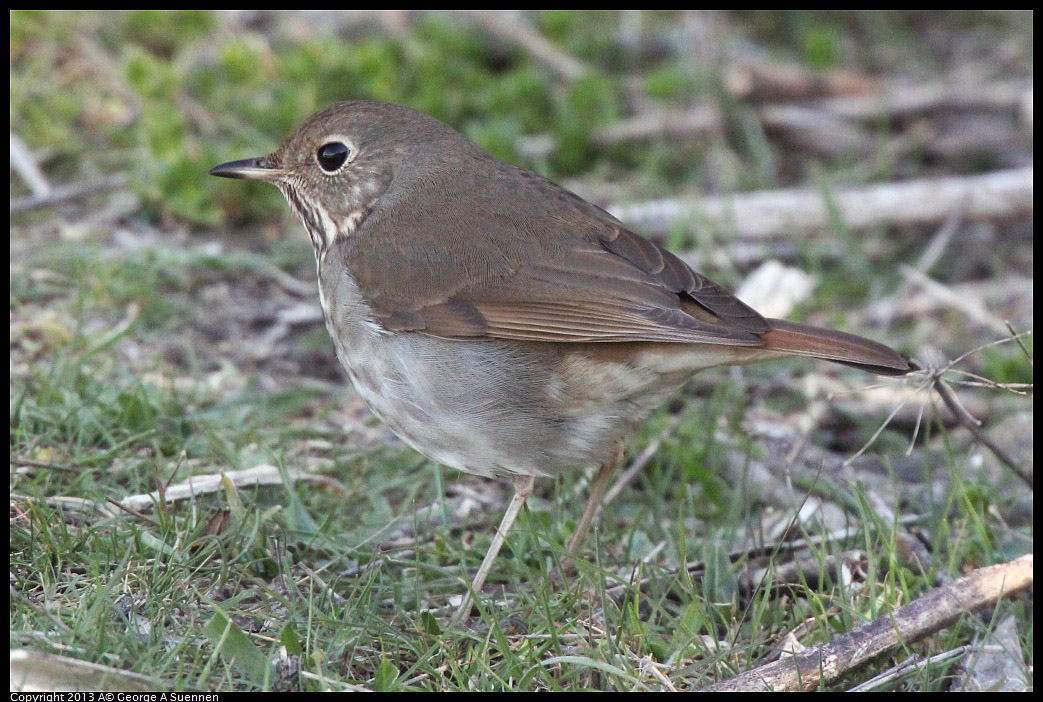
[210,100,915,622]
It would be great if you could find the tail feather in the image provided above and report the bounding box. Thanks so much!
[762,318,916,376]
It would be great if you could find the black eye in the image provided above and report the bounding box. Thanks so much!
[316,142,350,172]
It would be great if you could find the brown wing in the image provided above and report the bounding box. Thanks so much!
[373,226,771,346]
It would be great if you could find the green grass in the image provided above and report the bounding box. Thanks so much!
[11,255,1030,689]
[11,10,1032,692]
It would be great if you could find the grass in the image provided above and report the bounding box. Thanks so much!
[11,266,1030,689]
[11,10,1032,692]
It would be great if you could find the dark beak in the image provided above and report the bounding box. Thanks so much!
[209,157,285,181]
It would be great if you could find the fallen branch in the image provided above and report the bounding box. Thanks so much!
[10,132,52,197]
[577,104,863,157]
[700,553,1032,691]
[603,515,924,602]
[861,276,1032,330]
[9,456,80,473]
[758,104,872,158]
[10,172,129,214]
[610,167,1033,238]
[899,265,1011,335]
[602,413,685,507]
[462,11,590,83]
[119,463,344,511]
[816,80,1033,121]
[724,61,876,102]
[590,105,723,147]
[848,644,978,692]
[10,649,159,693]
[932,379,1032,489]
[952,615,1030,692]
[736,550,868,596]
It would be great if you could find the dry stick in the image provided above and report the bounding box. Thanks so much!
[842,376,929,467]
[848,644,981,692]
[603,515,924,601]
[591,105,723,147]
[577,104,865,156]
[723,60,875,102]
[9,456,80,473]
[104,497,161,529]
[944,330,1033,371]
[815,80,1033,121]
[119,463,345,512]
[946,376,1032,394]
[601,413,685,507]
[701,553,1032,692]
[932,379,1032,489]
[1005,321,1033,366]
[10,172,130,214]
[10,132,52,197]
[736,550,868,597]
[11,649,160,693]
[585,79,1027,155]
[874,210,962,328]
[758,104,872,158]
[462,11,590,83]
[864,276,1032,329]
[610,167,1033,239]
[900,265,1011,335]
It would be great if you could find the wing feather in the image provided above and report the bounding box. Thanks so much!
[374,228,770,346]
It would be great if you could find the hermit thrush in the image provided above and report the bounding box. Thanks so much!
[211,101,914,622]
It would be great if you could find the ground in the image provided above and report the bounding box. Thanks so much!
[10,10,1033,691]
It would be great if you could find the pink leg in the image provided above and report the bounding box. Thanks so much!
[451,474,535,624]
[566,461,614,554]
[565,442,624,564]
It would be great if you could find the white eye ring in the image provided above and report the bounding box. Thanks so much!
[315,135,357,174]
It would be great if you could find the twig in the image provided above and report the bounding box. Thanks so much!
[11,493,117,518]
[944,330,1033,370]
[602,413,685,507]
[119,463,345,511]
[848,644,980,692]
[11,648,160,692]
[873,210,962,328]
[104,497,161,529]
[10,132,52,197]
[10,172,130,214]
[842,376,929,467]
[947,378,1031,394]
[610,167,1033,238]
[263,262,317,297]
[737,550,868,596]
[9,456,80,473]
[604,515,924,601]
[298,669,373,692]
[462,11,590,83]
[759,105,872,158]
[862,276,1032,329]
[10,590,74,635]
[952,615,1030,692]
[1005,321,1033,366]
[945,368,1031,396]
[700,554,1033,691]
[932,379,1031,489]
[723,60,875,101]
[899,265,1010,335]
[591,105,723,147]
[816,80,1033,121]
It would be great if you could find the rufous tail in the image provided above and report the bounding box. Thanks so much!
[762,319,917,376]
